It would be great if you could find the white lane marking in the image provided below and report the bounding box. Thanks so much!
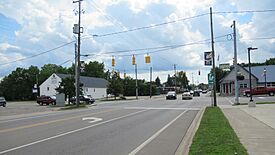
[124,107,200,111]
[82,117,103,123]
[128,110,188,155]
[0,109,148,154]
[257,97,265,99]
[225,97,234,105]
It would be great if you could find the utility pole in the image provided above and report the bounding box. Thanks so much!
[150,67,152,98]
[135,64,138,99]
[173,64,177,93]
[73,0,83,107]
[232,20,239,105]
[210,7,217,106]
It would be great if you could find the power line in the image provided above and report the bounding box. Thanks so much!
[83,13,209,38]
[213,9,275,14]
[0,41,75,66]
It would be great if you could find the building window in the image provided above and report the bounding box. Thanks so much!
[94,88,95,92]
[240,84,248,88]
[47,87,49,91]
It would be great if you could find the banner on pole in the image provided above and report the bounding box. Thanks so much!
[204,51,212,66]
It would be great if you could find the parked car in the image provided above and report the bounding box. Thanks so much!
[243,86,275,97]
[0,97,6,107]
[193,90,200,97]
[70,95,95,104]
[166,91,177,100]
[37,96,56,106]
[182,91,192,100]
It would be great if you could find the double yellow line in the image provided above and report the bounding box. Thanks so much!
[0,109,117,134]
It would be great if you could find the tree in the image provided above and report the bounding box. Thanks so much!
[155,76,162,87]
[56,77,76,102]
[81,61,107,78]
[166,74,173,87]
[107,72,124,99]
[39,64,68,84]
[210,67,228,92]
[176,71,189,88]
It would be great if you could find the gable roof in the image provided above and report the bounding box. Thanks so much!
[55,73,108,88]
[244,65,275,83]
[219,64,258,83]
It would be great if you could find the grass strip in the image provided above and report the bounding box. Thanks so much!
[256,101,275,104]
[60,104,87,110]
[189,107,247,155]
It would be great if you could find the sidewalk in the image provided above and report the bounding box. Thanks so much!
[220,104,275,155]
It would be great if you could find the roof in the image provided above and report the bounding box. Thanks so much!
[219,64,258,83]
[244,65,275,83]
[55,73,108,88]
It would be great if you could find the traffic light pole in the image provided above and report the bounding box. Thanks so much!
[232,20,239,105]
[210,7,217,107]
[135,64,138,99]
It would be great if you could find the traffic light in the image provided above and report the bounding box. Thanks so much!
[132,54,136,65]
[145,54,151,63]
[198,69,201,75]
[124,71,126,78]
[112,56,115,67]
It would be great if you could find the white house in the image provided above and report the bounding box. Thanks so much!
[39,73,108,99]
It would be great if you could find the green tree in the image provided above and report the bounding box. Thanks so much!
[166,74,173,87]
[39,64,68,84]
[210,67,228,92]
[81,61,107,78]
[107,72,124,99]
[55,77,75,102]
[155,76,162,87]
[176,71,189,88]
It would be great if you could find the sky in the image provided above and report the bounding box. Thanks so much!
[0,0,275,84]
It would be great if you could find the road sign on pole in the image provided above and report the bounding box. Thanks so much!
[208,73,214,84]
[204,51,212,66]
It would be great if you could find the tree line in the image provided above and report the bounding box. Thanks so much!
[0,61,191,101]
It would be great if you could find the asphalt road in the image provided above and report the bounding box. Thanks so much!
[0,94,211,155]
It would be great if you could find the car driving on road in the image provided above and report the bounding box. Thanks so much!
[166,91,177,100]
[0,97,6,107]
[182,91,192,100]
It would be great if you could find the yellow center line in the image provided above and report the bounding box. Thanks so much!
[0,108,119,134]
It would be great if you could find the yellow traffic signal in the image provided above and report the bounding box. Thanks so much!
[112,56,115,67]
[132,54,136,65]
[145,54,151,63]
[124,71,126,78]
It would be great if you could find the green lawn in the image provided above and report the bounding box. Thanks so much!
[189,107,247,155]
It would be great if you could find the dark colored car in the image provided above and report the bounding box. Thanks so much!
[193,90,200,97]
[0,97,6,107]
[70,95,95,104]
[37,96,56,106]
[166,91,177,100]
[202,90,208,94]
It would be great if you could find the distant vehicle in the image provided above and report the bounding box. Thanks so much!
[193,90,200,97]
[202,90,208,94]
[37,96,56,106]
[190,90,194,95]
[70,95,95,104]
[0,97,6,107]
[182,91,192,100]
[243,86,275,97]
[166,91,177,100]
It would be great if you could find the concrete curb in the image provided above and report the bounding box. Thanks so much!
[175,107,205,155]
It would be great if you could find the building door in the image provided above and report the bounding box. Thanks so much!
[226,83,229,94]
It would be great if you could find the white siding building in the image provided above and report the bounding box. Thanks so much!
[39,73,108,99]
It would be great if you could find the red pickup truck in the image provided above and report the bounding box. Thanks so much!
[243,86,275,97]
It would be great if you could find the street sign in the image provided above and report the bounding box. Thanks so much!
[208,73,214,84]
[204,51,212,66]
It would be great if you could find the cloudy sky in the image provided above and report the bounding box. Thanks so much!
[0,0,274,84]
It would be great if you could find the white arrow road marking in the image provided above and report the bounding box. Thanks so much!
[82,117,103,123]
